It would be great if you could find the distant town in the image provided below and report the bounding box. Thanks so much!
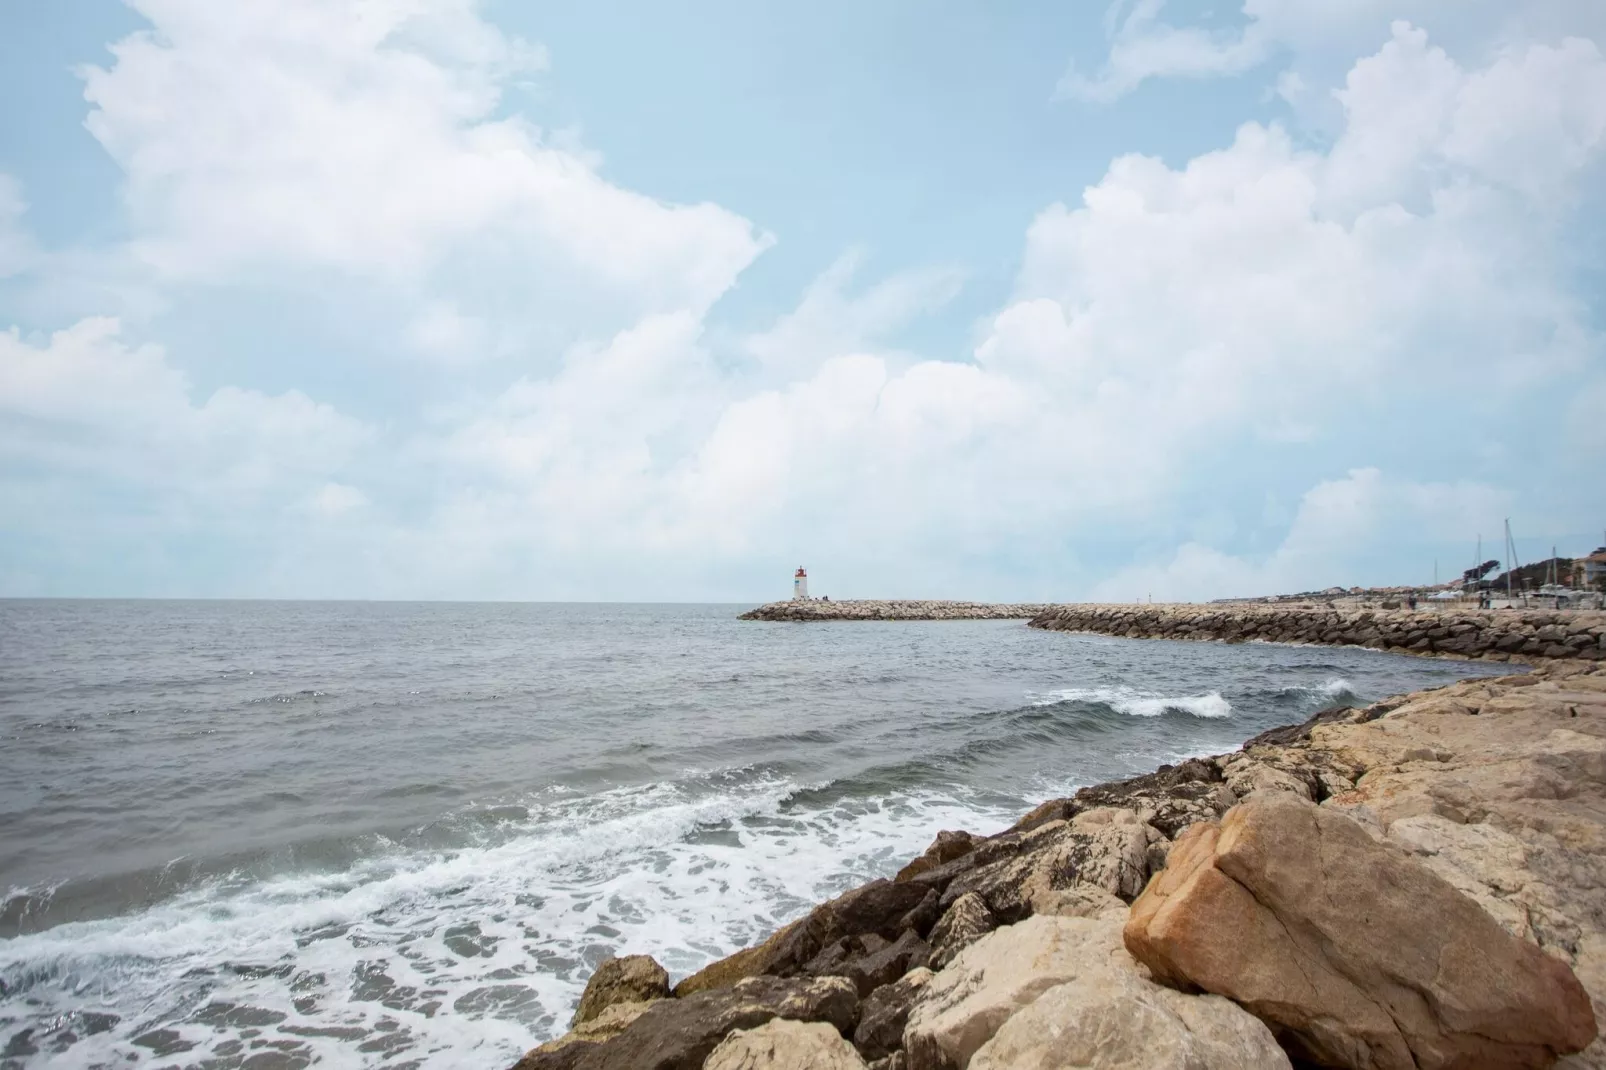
[1216,543,1606,612]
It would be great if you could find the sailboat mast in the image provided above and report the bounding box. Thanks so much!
[1505,519,1515,601]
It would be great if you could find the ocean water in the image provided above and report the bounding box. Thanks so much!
[0,600,1506,1069]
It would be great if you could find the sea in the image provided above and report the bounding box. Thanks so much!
[0,600,1508,1069]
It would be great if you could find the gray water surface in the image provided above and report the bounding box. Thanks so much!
[0,600,1505,1068]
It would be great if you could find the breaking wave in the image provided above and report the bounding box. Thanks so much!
[0,770,1021,1069]
[1030,686,1232,719]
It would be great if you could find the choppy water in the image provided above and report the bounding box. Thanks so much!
[0,600,1506,1068]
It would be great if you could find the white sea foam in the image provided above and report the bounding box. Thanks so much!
[1031,686,1232,719]
[0,774,1020,1070]
[1313,677,1353,700]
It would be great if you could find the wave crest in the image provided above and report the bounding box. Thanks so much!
[1031,686,1231,719]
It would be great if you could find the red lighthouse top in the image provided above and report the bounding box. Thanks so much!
[795,567,807,577]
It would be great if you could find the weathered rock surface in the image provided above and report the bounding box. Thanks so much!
[902,916,1133,1070]
[968,966,1289,1070]
[515,976,857,1070]
[705,1019,869,1070]
[928,807,1159,926]
[1124,792,1597,1069]
[1029,603,1606,664]
[926,893,993,971]
[895,831,977,883]
[540,1002,658,1055]
[572,955,671,1027]
[905,914,1286,1070]
[855,970,934,1061]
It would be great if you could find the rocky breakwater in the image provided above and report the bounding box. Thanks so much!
[740,601,1053,622]
[1030,603,1606,663]
[510,657,1606,1070]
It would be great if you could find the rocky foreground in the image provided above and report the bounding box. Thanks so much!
[511,657,1606,1070]
[740,601,1052,621]
[1030,603,1606,663]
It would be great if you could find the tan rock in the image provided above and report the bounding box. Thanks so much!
[903,915,1134,1070]
[1383,814,1547,942]
[543,975,858,1070]
[938,808,1152,922]
[675,937,779,997]
[1024,883,1127,920]
[1060,808,1152,899]
[1559,933,1606,1069]
[927,892,994,970]
[705,1019,869,1070]
[571,954,670,1027]
[1124,793,1597,1070]
[1219,754,1314,801]
[968,967,1289,1070]
[536,1000,656,1054]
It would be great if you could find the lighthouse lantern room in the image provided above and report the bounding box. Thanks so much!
[793,567,809,601]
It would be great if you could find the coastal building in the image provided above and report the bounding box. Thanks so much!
[1580,547,1606,591]
[793,566,809,601]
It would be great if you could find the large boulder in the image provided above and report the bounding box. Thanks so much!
[706,1019,869,1070]
[904,913,1285,1070]
[967,966,1289,1070]
[902,915,1133,1070]
[935,809,1156,923]
[518,976,858,1070]
[1124,793,1598,1070]
[572,955,671,1027]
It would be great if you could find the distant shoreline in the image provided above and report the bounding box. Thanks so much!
[739,600,1052,621]
[740,599,1606,664]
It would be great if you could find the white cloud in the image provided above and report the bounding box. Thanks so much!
[1089,468,1511,601]
[1009,25,1606,422]
[742,251,965,381]
[308,481,370,516]
[81,0,771,321]
[405,300,490,363]
[1059,0,1274,102]
[8,7,1604,599]
[0,317,368,497]
[338,22,1606,600]
[1324,25,1606,212]
[1060,0,1606,106]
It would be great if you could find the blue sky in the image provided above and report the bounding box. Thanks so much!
[1,0,1603,601]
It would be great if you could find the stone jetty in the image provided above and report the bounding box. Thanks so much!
[741,600,1052,621]
[511,654,1606,1070]
[1028,603,1606,663]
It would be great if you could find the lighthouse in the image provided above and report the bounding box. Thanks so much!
[793,566,809,601]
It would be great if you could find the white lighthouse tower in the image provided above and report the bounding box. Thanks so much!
[793,566,809,601]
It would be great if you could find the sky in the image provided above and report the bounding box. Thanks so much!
[1,0,1604,602]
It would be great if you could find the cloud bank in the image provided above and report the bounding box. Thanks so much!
[1,1,1602,600]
